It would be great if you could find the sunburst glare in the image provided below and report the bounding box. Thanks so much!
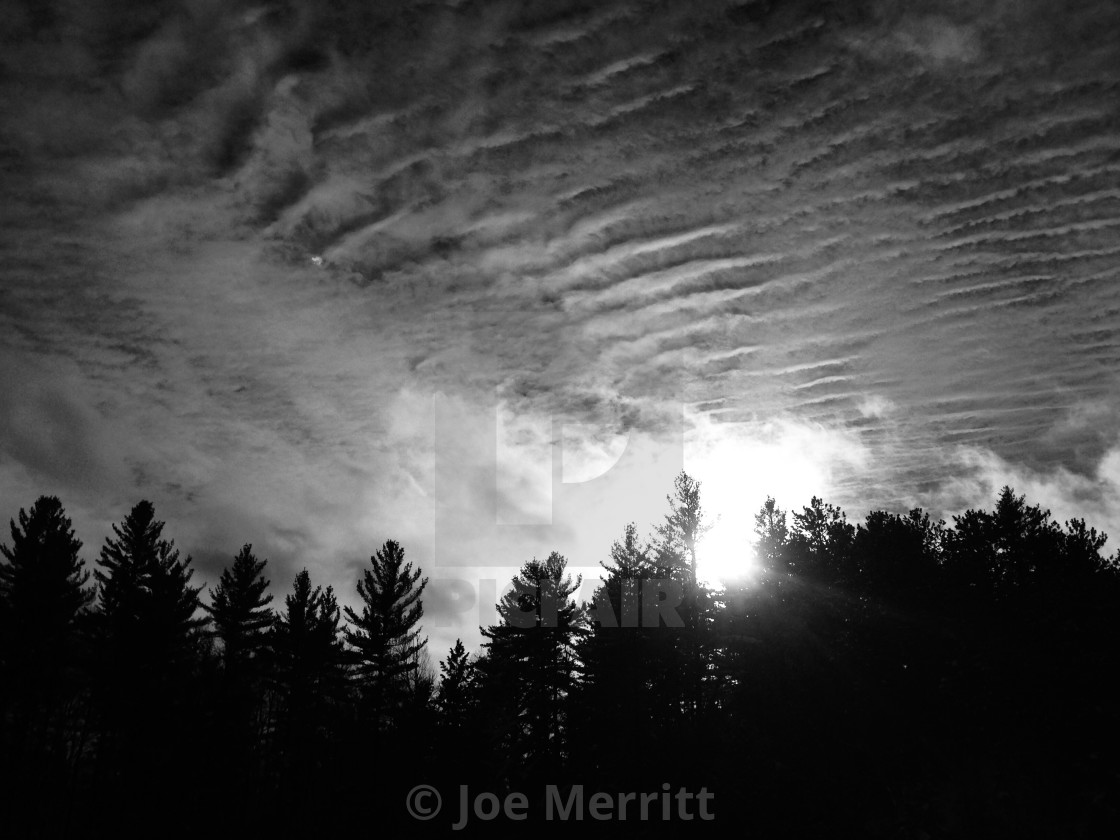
[696,515,755,586]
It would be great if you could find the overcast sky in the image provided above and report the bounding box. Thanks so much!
[3,0,1119,659]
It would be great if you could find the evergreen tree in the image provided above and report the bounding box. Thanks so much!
[477,552,585,786]
[94,501,204,668]
[201,544,275,823]
[943,487,1064,597]
[428,638,484,799]
[572,524,663,788]
[853,508,944,598]
[753,496,789,571]
[1061,517,1109,578]
[592,522,657,626]
[343,539,428,728]
[271,568,346,723]
[436,638,474,729]
[269,569,346,827]
[0,496,93,685]
[942,505,997,595]
[649,473,719,733]
[0,496,94,837]
[89,500,205,831]
[342,541,434,831]
[205,544,274,671]
[654,470,710,589]
[788,496,855,582]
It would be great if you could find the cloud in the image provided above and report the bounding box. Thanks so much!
[929,443,1120,545]
[683,410,873,517]
[0,356,121,496]
[869,15,983,67]
[858,395,896,420]
[4,0,1120,657]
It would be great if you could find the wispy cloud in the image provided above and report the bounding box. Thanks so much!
[3,0,1120,657]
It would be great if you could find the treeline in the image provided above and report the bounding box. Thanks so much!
[2,475,1119,837]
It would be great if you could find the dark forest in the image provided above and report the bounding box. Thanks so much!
[2,473,1119,838]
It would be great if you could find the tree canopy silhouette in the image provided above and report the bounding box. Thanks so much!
[343,539,428,730]
[205,543,274,672]
[0,495,93,683]
[3,476,1120,837]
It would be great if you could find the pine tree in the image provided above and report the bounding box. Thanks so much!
[436,638,474,728]
[590,521,657,627]
[90,500,205,829]
[201,544,275,820]
[990,486,1063,587]
[788,496,856,583]
[649,473,719,743]
[0,496,94,836]
[0,496,93,684]
[205,544,274,671]
[654,470,711,590]
[943,487,1064,596]
[273,570,344,682]
[572,524,663,788]
[268,573,342,788]
[428,638,480,793]
[852,508,944,597]
[269,569,346,826]
[753,496,789,571]
[343,539,428,728]
[1061,517,1109,578]
[93,499,204,674]
[271,569,346,731]
[477,552,585,784]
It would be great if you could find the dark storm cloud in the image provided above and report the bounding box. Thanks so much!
[3,0,1120,648]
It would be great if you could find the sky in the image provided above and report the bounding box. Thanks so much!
[2,0,1119,660]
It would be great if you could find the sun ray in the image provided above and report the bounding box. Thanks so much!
[696,515,755,585]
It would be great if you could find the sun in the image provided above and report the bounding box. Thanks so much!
[683,411,839,587]
[695,516,755,586]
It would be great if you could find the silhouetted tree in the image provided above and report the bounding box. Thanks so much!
[201,544,275,822]
[269,569,346,821]
[853,508,944,598]
[989,486,1063,587]
[0,496,92,689]
[0,496,93,836]
[343,539,428,731]
[477,552,585,787]
[2,475,1120,837]
[753,495,789,571]
[943,486,1065,598]
[654,470,710,589]
[588,522,658,627]
[89,500,205,831]
[93,501,204,671]
[572,523,664,788]
[205,544,274,670]
[436,638,474,728]
[649,473,720,739]
[787,495,855,582]
[271,568,345,721]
